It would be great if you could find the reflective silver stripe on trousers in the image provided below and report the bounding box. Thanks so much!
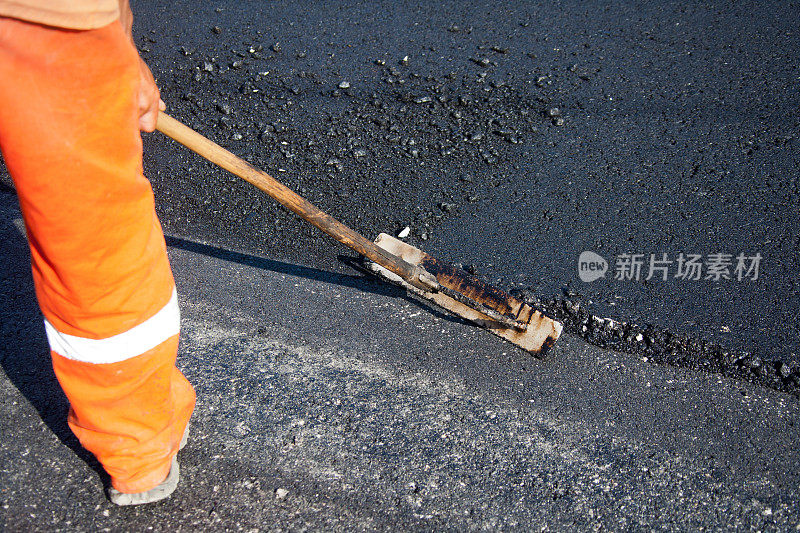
[44,289,180,364]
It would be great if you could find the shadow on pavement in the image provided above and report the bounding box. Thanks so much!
[164,233,470,327]
[0,191,109,487]
[165,234,404,297]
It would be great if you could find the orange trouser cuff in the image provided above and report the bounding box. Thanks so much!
[52,335,196,494]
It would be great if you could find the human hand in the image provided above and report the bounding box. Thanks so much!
[137,57,166,132]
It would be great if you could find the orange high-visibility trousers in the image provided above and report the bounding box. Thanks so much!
[0,17,195,493]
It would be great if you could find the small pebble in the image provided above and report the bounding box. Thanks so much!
[338,81,351,89]
[275,488,289,499]
[398,226,411,239]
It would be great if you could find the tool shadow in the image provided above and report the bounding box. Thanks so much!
[163,234,471,328]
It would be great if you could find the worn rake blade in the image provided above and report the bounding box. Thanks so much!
[369,233,562,356]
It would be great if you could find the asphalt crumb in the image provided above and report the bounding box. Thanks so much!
[529,291,800,396]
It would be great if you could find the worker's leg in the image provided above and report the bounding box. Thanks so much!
[0,17,195,494]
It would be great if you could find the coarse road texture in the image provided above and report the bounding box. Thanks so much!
[1,0,800,529]
[2,192,799,530]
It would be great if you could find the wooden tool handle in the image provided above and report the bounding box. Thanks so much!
[155,111,438,292]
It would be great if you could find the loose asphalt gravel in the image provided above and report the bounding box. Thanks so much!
[1,0,799,530]
[135,0,799,393]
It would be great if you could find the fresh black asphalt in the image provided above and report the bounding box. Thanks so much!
[138,0,799,390]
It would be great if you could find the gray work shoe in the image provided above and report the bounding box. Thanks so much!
[106,424,189,506]
[108,456,180,506]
